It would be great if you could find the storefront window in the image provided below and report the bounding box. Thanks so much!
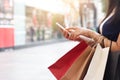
[0,0,13,25]
[80,2,97,30]
[25,6,65,43]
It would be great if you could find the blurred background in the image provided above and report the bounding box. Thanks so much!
[0,0,107,48]
[0,0,107,80]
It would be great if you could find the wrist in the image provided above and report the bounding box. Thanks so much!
[88,30,104,43]
[82,29,92,38]
[88,30,96,38]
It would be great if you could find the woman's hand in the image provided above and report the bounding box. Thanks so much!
[66,27,91,40]
[60,27,82,41]
[60,26,92,41]
[60,26,97,46]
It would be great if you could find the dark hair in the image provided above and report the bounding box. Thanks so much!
[104,0,120,24]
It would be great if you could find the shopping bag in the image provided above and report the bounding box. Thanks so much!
[103,51,120,80]
[84,44,109,80]
[48,41,88,80]
[61,45,95,80]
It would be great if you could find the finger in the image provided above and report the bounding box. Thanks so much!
[76,37,82,41]
[63,30,70,38]
[68,33,75,40]
[66,28,76,31]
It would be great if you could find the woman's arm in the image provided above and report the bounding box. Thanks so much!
[89,31,120,52]
[62,27,120,52]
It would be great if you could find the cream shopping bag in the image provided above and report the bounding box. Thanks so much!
[84,44,109,80]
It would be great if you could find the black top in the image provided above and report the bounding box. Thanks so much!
[98,17,120,41]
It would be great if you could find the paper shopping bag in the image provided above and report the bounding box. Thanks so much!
[61,45,95,80]
[84,44,109,80]
[48,41,88,80]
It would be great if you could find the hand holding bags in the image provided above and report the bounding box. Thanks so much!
[84,44,110,80]
[48,41,88,80]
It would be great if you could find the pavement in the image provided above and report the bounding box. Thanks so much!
[0,41,79,80]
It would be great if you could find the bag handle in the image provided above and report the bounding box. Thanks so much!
[103,38,112,52]
[108,40,112,53]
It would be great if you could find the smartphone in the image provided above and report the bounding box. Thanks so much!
[56,22,66,31]
[56,22,71,36]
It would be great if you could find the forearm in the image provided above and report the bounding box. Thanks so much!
[88,30,104,45]
[89,31,120,52]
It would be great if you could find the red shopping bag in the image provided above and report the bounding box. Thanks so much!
[48,41,88,80]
